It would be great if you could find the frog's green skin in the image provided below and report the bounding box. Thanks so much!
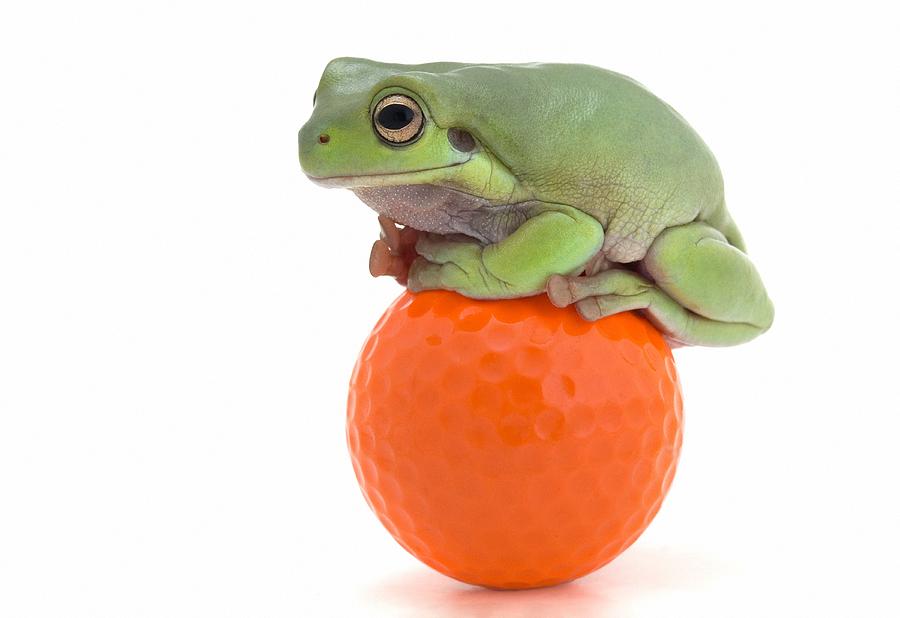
[299,58,774,346]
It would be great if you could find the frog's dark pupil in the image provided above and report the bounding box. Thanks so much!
[378,104,414,130]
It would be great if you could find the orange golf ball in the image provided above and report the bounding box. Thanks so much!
[347,290,683,589]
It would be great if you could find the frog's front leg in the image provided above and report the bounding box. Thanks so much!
[547,222,774,347]
[408,206,604,299]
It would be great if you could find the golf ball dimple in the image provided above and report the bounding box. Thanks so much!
[348,290,683,590]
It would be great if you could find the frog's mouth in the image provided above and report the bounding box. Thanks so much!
[305,160,471,189]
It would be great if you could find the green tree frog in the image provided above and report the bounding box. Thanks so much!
[299,58,773,346]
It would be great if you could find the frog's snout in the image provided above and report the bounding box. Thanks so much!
[298,121,331,176]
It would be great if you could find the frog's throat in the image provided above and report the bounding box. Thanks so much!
[351,184,534,244]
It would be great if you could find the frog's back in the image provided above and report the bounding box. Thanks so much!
[380,61,731,262]
[510,63,728,262]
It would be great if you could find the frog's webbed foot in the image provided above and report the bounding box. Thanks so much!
[369,216,419,284]
[547,222,774,347]
[406,233,510,298]
[547,270,656,322]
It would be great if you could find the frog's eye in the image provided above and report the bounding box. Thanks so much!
[373,94,424,145]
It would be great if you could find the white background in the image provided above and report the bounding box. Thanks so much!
[1,1,898,616]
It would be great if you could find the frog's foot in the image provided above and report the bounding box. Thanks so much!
[369,216,419,284]
[546,222,774,347]
[407,233,512,298]
[546,274,577,307]
[547,270,657,322]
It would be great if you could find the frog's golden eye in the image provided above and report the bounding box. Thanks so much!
[373,94,424,145]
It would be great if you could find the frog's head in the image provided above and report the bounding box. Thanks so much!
[299,58,526,220]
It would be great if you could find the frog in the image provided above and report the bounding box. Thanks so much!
[298,58,774,347]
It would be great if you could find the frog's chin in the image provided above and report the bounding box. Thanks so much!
[305,160,471,189]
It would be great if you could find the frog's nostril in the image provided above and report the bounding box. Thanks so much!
[318,134,330,144]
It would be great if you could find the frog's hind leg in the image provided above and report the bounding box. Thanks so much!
[546,222,774,347]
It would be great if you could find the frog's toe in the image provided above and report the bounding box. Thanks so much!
[377,215,402,253]
[546,274,576,307]
[575,297,603,321]
[406,257,446,292]
[369,240,405,278]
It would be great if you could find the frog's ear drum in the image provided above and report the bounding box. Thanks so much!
[373,94,424,145]
[447,128,476,153]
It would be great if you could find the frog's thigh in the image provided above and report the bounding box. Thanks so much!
[644,222,774,330]
[547,222,775,346]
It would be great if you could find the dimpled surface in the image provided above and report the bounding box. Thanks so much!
[347,291,683,590]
